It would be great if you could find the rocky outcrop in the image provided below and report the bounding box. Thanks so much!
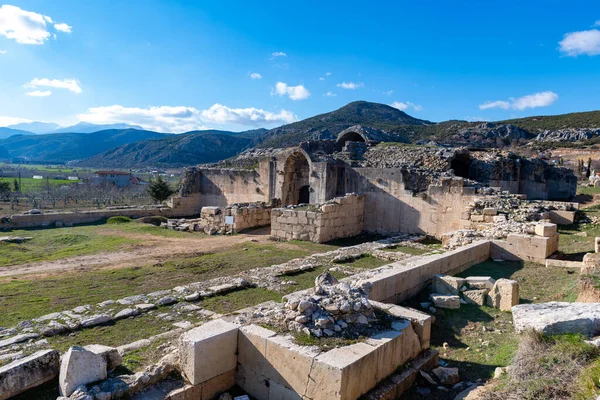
[535,128,600,142]
[512,302,600,336]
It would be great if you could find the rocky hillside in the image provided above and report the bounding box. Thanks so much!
[256,101,432,148]
[78,129,266,168]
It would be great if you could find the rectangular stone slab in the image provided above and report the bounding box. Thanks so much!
[0,350,60,400]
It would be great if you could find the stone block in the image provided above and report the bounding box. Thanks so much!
[59,346,107,397]
[470,214,485,222]
[0,349,60,400]
[466,276,495,290]
[432,275,466,295]
[534,223,557,237]
[487,279,519,311]
[264,335,319,394]
[238,324,276,372]
[179,319,239,385]
[305,342,378,400]
[549,210,575,225]
[431,294,460,309]
[201,368,236,400]
[84,344,122,371]
[463,289,488,306]
[483,208,497,216]
[386,305,431,349]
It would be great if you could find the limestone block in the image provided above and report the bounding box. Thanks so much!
[59,346,107,397]
[483,208,497,216]
[583,252,600,275]
[179,319,239,385]
[463,289,488,306]
[512,302,600,335]
[432,367,459,385]
[466,276,495,290]
[534,223,557,238]
[263,335,319,394]
[0,349,60,400]
[549,210,575,225]
[432,275,466,295]
[236,364,270,400]
[84,344,122,371]
[385,305,431,349]
[305,342,378,400]
[365,330,404,381]
[238,325,276,372]
[487,279,519,311]
[201,368,236,400]
[431,294,460,309]
[470,214,484,222]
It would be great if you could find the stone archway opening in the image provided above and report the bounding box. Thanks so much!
[336,131,366,152]
[282,152,310,205]
[450,153,473,179]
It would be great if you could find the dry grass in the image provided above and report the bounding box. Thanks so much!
[486,331,600,400]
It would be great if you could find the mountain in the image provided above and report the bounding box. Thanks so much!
[0,127,35,140]
[52,122,144,134]
[256,101,432,148]
[7,121,61,134]
[78,129,267,168]
[0,129,167,163]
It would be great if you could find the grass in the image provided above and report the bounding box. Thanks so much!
[410,260,580,383]
[0,242,330,326]
[557,219,600,260]
[577,186,600,196]
[383,245,430,256]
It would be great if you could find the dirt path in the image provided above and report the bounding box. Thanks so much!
[0,227,277,279]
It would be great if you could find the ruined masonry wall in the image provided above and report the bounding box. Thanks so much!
[195,167,270,208]
[199,205,272,234]
[270,194,365,243]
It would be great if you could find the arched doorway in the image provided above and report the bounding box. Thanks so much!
[282,152,310,205]
[450,153,473,179]
[336,131,366,151]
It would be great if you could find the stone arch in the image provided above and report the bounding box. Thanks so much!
[450,153,473,179]
[336,130,367,151]
[282,152,311,205]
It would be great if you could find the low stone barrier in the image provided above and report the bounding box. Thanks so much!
[362,241,491,305]
[270,194,365,242]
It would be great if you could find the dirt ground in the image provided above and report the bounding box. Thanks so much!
[0,226,279,279]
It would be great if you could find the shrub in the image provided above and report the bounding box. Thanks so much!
[140,216,168,226]
[107,216,132,224]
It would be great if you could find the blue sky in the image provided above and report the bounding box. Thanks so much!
[0,0,599,132]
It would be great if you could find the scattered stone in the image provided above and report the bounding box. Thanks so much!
[431,294,461,309]
[173,321,193,329]
[59,347,107,397]
[84,344,122,371]
[432,367,460,385]
[487,279,519,311]
[157,297,178,306]
[80,314,112,328]
[0,349,60,400]
[465,276,495,290]
[433,275,467,295]
[463,290,488,306]
[114,308,140,320]
[512,302,600,335]
[0,333,40,349]
[135,304,157,312]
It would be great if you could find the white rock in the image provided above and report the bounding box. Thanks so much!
[512,302,600,335]
[0,333,40,349]
[59,347,107,397]
[80,314,111,328]
[83,344,122,371]
[0,349,59,400]
[431,294,460,309]
[113,308,140,320]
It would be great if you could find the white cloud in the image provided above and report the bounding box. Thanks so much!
[272,82,310,100]
[559,29,600,56]
[390,101,422,112]
[511,91,558,110]
[201,104,296,126]
[337,82,364,89]
[78,104,297,133]
[325,72,331,76]
[0,50,6,54]
[53,23,72,33]
[0,116,32,126]
[479,91,558,111]
[595,20,600,27]
[271,51,286,57]
[26,90,52,97]
[384,90,393,96]
[319,77,325,81]
[249,72,262,79]
[0,5,71,44]
[479,100,511,110]
[325,91,336,97]
[25,78,82,94]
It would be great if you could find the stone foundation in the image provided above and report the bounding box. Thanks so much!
[270,194,365,242]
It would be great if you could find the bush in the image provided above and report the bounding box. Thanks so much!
[107,216,132,224]
[140,216,168,226]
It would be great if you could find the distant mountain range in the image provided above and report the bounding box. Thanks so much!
[1,101,600,168]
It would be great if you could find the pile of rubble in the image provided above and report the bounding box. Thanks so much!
[467,195,577,222]
[282,273,376,337]
[443,221,535,250]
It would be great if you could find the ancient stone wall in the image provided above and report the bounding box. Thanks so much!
[193,167,270,208]
[270,194,365,243]
[342,167,475,237]
[199,204,272,234]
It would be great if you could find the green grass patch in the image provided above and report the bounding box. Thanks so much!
[201,287,282,314]
[0,242,324,326]
[383,245,430,255]
[577,186,600,196]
